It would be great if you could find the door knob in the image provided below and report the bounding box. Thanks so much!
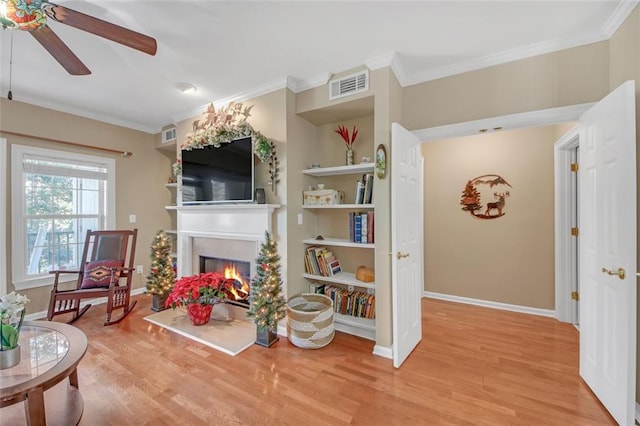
[396,252,410,260]
[601,267,626,280]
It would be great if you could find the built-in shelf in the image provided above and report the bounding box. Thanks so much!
[302,237,374,249]
[334,313,375,340]
[303,204,374,209]
[303,272,375,289]
[165,183,179,188]
[302,163,374,177]
[164,229,177,234]
[165,205,178,210]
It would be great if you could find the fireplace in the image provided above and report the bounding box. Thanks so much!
[200,256,250,308]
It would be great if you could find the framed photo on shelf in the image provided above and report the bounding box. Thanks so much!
[375,144,387,179]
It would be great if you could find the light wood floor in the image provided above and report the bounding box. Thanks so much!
[53,296,614,425]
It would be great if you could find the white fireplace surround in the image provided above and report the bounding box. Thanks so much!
[176,204,280,279]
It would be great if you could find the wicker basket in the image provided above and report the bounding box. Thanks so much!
[287,293,335,349]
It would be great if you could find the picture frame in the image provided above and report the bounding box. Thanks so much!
[375,144,387,179]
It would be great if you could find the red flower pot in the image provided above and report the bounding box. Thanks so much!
[187,304,213,325]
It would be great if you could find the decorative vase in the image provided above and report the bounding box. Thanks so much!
[0,345,21,370]
[346,149,354,166]
[186,304,213,325]
[151,294,168,312]
[255,326,279,348]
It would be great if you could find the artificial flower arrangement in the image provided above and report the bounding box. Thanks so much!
[174,101,275,171]
[0,291,30,351]
[335,124,358,150]
[164,272,231,309]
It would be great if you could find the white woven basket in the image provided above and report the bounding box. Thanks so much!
[287,293,335,349]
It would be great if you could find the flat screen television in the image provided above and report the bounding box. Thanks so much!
[180,137,255,204]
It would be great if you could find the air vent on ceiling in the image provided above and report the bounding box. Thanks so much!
[162,126,177,144]
[329,70,369,100]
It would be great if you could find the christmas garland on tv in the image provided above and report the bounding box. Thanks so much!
[172,102,279,191]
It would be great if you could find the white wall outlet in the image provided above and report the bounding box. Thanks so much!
[136,265,143,275]
[297,213,303,225]
[129,214,136,223]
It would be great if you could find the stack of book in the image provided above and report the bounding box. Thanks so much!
[348,211,374,243]
[312,284,375,319]
[354,173,374,204]
[304,246,342,276]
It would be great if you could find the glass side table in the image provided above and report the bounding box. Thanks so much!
[0,321,88,426]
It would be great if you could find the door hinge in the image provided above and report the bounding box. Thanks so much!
[571,227,579,237]
[571,291,579,301]
[571,163,579,172]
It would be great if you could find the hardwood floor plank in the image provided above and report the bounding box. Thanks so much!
[30,295,616,425]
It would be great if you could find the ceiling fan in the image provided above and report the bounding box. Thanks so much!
[0,0,157,75]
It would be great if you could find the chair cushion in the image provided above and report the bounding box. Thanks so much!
[81,259,124,289]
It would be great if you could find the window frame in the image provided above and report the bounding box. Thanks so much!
[11,144,116,290]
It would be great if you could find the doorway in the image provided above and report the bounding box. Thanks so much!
[415,104,590,323]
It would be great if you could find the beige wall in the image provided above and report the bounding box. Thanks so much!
[422,125,561,309]
[608,2,640,408]
[0,99,171,315]
[403,41,609,130]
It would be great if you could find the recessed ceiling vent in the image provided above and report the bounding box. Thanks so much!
[329,70,369,100]
[162,126,177,144]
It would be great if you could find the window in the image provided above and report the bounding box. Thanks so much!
[11,145,115,289]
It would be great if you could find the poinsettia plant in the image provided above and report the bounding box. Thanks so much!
[335,125,358,150]
[165,272,231,309]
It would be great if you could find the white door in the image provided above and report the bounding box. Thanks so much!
[391,123,424,368]
[579,80,636,425]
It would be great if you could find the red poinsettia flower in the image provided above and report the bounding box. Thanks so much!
[165,272,231,309]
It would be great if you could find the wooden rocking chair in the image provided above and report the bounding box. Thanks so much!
[48,229,138,326]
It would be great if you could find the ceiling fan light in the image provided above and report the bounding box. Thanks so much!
[175,82,197,94]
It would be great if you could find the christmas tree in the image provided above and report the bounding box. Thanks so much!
[145,230,176,298]
[247,231,287,331]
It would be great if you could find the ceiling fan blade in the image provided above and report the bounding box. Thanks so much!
[42,2,157,56]
[30,25,91,75]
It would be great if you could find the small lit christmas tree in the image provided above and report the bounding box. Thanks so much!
[248,231,287,346]
[146,230,176,310]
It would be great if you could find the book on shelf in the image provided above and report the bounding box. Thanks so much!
[304,246,341,277]
[349,211,375,244]
[310,283,326,294]
[354,173,373,205]
[319,285,375,319]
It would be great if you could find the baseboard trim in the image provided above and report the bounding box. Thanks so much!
[424,291,556,318]
[25,287,147,321]
[373,345,392,359]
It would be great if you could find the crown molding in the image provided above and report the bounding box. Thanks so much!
[171,77,295,124]
[10,94,158,134]
[402,28,609,87]
[602,0,639,37]
[294,72,333,93]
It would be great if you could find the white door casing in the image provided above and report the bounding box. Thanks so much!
[578,80,636,426]
[391,122,424,368]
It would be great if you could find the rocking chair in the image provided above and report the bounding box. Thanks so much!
[48,229,138,326]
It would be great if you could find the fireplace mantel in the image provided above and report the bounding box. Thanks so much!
[176,204,280,277]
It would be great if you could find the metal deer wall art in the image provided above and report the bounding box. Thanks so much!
[460,174,512,220]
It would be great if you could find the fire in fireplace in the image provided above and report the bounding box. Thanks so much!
[200,256,251,307]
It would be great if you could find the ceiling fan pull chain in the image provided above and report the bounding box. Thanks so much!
[7,32,13,100]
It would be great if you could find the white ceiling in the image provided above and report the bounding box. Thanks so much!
[0,1,636,134]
